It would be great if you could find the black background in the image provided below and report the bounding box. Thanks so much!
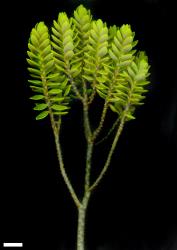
[1,0,177,249]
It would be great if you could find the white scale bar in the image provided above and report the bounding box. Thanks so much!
[3,243,23,247]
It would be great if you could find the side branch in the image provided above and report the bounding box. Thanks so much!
[50,113,81,209]
[88,80,97,105]
[84,142,94,192]
[54,134,81,208]
[83,78,92,141]
[93,99,109,141]
[83,85,94,193]
[92,80,114,141]
[95,117,120,146]
[89,114,126,192]
[71,80,84,101]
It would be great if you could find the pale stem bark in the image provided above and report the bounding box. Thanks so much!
[85,142,94,192]
[77,192,91,250]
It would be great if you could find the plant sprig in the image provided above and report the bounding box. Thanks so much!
[26,5,151,250]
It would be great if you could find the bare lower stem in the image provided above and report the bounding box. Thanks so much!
[77,192,90,250]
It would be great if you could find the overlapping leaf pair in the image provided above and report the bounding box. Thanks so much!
[27,4,150,121]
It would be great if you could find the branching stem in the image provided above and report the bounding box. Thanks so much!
[95,117,120,146]
[50,112,81,209]
[54,131,81,208]
[42,74,81,209]
[89,114,126,192]
[67,68,84,102]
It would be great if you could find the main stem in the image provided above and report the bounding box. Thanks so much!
[77,139,93,250]
[77,115,126,249]
[77,192,91,250]
[76,97,93,250]
[50,81,126,249]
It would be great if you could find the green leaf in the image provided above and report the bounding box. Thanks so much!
[96,76,107,83]
[96,89,107,99]
[83,75,94,81]
[70,63,81,75]
[64,85,71,96]
[98,47,107,57]
[47,73,60,79]
[47,83,60,87]
[36,110,49,120]
[31,34,39,47]
[30,86,43,93]
[27,59,39,68]
[30,95,44,100]
[39,39,50,50]
[44,60,54,71]
[122,44,132,53]
[60,78,69,89]
[117,60,132,67]
[55,64,66,73]
[48,89,62,94]
[50,97,64,102]
[64,42,74,53]
[125,113,135,120]
[34,103,48,111]
[53,111,68,115]
[65,50,74,60]
[109,104,118,113]
[28,79,42,85]
[109,49,118,61]
[51,104,68,111]
[41,45,52,57]
[28,67,41,75]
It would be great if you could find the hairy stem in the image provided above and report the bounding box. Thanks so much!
[89,114,126,192]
